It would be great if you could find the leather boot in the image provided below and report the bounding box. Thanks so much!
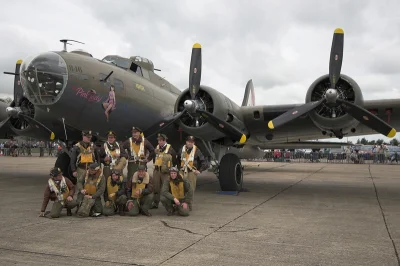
[119,204,125,216]
[67,208,72,216]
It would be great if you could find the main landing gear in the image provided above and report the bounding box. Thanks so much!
[201,140,244,191]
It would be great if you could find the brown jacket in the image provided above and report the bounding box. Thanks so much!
[126,173,154,197]
[41,177,75,212]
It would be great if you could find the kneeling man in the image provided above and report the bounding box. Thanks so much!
[126,165,154,216]
[103,169,127,216]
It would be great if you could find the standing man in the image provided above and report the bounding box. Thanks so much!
[99,130,128,179]
[151,133,177,209]
[40,167,78,218]
[76,162,105,217]
[126,165,154,216]
[177,136,208,211]
[103,169,127,216]
[70,130,101,186]
[122,126,154,180]
[160,167,192,216]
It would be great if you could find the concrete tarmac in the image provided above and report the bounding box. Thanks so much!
[0,157,399,266]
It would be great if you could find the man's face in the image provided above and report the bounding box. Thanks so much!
[170,171,177,179]
[132,131,140,139]
[157,138,166,147]
[83,135,92,142]
[53,174,62,182]
[89,169,97,175]
[138,169,145,177]
[108,135,115,143]
[112,173,119,181]
[186,140,194,148]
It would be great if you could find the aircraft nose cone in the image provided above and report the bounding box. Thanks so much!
[325,88,338,103]
[20,52,68,105]
[184,100,196,112]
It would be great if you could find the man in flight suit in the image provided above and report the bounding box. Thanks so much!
[103,169,127,216]
[177,136,208,211]
[126,165,154,216]
[76,162,105,217]
[122,126,154,180]
[99,130,128,179]
[40,167,78,218]
[161,167,192,216]
[151,133,177,209]
[70,130,101,185]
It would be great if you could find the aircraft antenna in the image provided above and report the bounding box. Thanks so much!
[59,39,85,52]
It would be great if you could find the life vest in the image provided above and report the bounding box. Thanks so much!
[76,142,95,164]
[48,177,69,201]
[131,172,149,199]
[181,145,197,171]
[170,180,185,200]
[155,144,172,172]
[104,142,120,166]
[129,137,145,161]
[106,175,123,201]
[84,171,102,195]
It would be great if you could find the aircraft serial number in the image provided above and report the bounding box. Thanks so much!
[136,84,145,91]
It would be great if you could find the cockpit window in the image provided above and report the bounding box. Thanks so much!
[102,56,131,69]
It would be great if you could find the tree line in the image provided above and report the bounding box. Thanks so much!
[354,137,399,146]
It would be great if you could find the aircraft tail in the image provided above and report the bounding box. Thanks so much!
[241,79,255,106]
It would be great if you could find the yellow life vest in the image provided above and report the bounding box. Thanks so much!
[131,172,149,199]
[129,137,145,160]
[107,175,123,201]
[84,172,101,195]
[170,181,185,200]
[77,142,94,164]
[181,145,197,169]
[155,144,172,172]
[62,185,70,200]
[49,178,70,200]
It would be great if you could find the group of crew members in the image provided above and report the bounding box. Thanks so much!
[40,126,209,218]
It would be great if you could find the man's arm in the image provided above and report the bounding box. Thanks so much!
[144,139,155,161]
[196,149,209,173]
[125,176,132,197]
[142,176,154,196]
[183,179,193,203]
[92,176,106,199]
[40,186,51,212]
[116,179,126,197]
[70,146,79,172]
[169,147,178,168]
[119,142,129,159]
[96,147,105,164]
[65,178,75,197]
[161,179,174,201]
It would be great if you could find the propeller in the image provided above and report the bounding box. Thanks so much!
[144,43,247,144]
[267,28,397,138]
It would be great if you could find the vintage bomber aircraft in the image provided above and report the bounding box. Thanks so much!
[0,28,398,191]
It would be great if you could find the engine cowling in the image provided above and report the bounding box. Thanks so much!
[306,74,364,137]
[174,85,246,142]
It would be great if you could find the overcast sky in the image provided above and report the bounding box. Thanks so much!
[0,0,399,143]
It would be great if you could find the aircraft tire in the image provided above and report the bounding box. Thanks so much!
[55,152,76,184]
[218,153,243,191]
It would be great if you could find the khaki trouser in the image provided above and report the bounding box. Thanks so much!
[181,171,196,209]
[49,199,78,218]
[76,193,103,217]
[103,158,127,178]
[127,162,140,181]
[152,169,169,205]
[126,194,154,216]
[160,196,189,216]
[76,167,87,191]
[103,195,128,216]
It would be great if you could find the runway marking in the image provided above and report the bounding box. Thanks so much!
[368,164,400,266]
[159,165,326,265]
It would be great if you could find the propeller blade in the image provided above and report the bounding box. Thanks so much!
[197,110,247,144]
[337,99,397,138]
[329,28,344,89]
[18,113,55,140]
[268,99,325,130]
[189,43,202,100]
[0,117,11,129]
[144,110,187,139]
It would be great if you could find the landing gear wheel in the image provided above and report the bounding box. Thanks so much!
[218,153,243,191]
[55,152,76,184]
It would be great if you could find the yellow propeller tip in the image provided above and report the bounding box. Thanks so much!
[239,134,247,144]
[50,132,55,140]
[268,121,274,129]
[193,43,201,49]
[387,128,396,138]
[334,28,344,34]
[16,59,22,64]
